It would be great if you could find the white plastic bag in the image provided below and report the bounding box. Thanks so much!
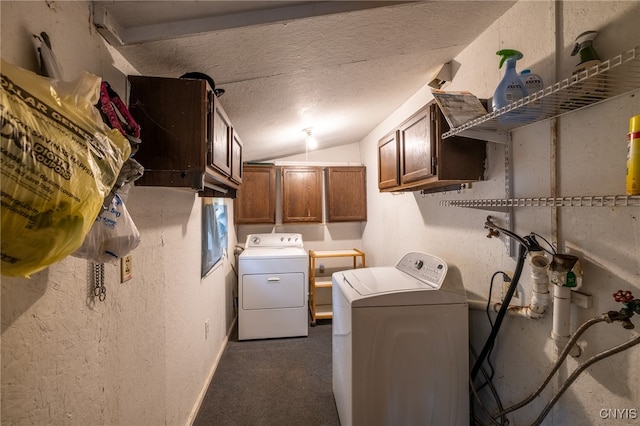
[72,193,140,264]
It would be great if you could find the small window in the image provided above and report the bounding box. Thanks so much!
[201,198,228,277]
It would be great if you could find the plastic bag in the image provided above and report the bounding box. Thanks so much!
[0,59,131,277]
[34,32,63,80]
[73,193,140,264]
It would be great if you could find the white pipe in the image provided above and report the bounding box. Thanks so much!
[552,285,572,348]
[527,251,551,318]
[549,255,583,355]
[470,252,551,319]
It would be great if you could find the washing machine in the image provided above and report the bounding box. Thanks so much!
[238,233,308,340]
[332,251,468,426]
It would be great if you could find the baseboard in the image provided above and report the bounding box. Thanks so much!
[186,316,238,426]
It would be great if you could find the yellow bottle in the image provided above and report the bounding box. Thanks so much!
[627,114,640,195]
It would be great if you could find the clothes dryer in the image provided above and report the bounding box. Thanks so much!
[332,251,468,425]
[238,233,308,340]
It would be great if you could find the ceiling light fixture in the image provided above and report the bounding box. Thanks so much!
[303,127,318,150]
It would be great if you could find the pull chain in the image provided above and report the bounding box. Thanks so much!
[92,262,106,301]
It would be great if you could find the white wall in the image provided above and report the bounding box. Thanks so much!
[1,2,236,425]
[359,1,640,425]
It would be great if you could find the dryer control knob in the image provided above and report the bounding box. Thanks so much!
[415,260,424,270]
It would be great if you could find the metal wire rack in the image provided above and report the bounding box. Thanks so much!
[442,46,640,142]
[440,195,640,210]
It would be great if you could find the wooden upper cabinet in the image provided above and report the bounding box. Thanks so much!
[325,166,367,222]
[377,100,486,193]
[377,130,399,189]
[281,167,323,223]
[234,164,276,224]
[399,104,435,184]
[127,75,242,198]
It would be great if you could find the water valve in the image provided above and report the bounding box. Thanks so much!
[608,290,640,329]
[613,290,634,303]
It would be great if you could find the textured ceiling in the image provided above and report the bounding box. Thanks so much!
[95,1,515,161]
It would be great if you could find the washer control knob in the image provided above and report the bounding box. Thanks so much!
[415,260,424,270]
[251,236,260,245]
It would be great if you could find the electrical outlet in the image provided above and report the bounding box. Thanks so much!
[121,254,133,283]
[204,319,210,340]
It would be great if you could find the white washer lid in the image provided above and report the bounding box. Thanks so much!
[342,267,437,296]
[336,251,467,307]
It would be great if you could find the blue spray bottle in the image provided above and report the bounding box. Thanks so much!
[493,49,529,122]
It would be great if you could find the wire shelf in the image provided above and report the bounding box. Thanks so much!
[440,195,640,209]
[443,46,640,140]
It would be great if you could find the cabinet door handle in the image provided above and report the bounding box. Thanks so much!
[267,277,281,282]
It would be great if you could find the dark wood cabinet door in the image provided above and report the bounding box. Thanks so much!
[281,167,322,223]
[128,76,206,178]
[377,130,399,189]
[234,164,276,224]
[400,104,435,184]
[230,131,243,184]
[434,106,487,182]
[210,95,232,176]
[326,166,367,222]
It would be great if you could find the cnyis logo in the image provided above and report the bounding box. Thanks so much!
[599,408,638,420]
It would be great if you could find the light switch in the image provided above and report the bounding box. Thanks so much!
[121,254,133,283]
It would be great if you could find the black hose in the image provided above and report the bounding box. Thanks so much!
[470,376,505,426]
[471,243,528,380]
[470,344,508,426]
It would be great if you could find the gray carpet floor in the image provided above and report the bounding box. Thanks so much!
[194,319,340,426]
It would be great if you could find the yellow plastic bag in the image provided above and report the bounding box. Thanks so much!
[1,59,131,277]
